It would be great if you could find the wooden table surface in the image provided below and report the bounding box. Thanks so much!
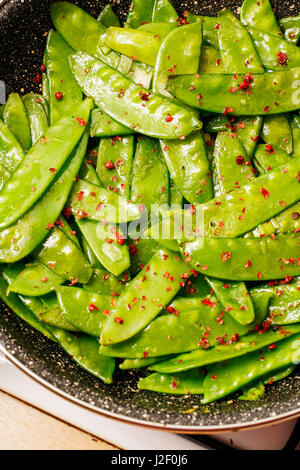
[0,390,118,450]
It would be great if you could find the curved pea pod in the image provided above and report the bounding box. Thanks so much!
[97,4,120,28]
[79,159,100,186]
[70,179,141,224]
[0,119,24,191]
[90,108,135,138]
[45,30,83,125]
[97,136,134,198]
[138,369,205,395]
[50,327,115,384]
[240,0,282,37]
[167,68,300,115]
[182,236,300,281]
[153,21,203,99]
[0,129,88,263]
[83,268,128,297]
[202,334,300,404]
[205,277,255,326]
[7,262,64,297]
[69,52,201,139]
[263,365,296,385]
[217,9,263,73]
[150,324,300,374]
[254,144,292,174]
[260,114,293,155]
[56,286,111,337]
[22,93,49,145]
[160,132,213,205]
[199,46,225,74]
[176,273,211,299]
[253,203,300,238]
[152,0,178,23]
[126,0,155,28]
[3,93,32,151]
[280,16,300,44]
[0,98,93,231]
[234,116,263,158]
[50,1,120,69]
[120,356,172,370]
[131,136,169,212]
[100,248,188,346]
[138,22,176,38]
[129,238,160,277]
[76,219,130,277]
[268,278,300,325]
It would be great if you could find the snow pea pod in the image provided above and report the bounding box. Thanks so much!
[138,22,176,38]
[90,108,135,138]
[253,202,300,238]
[56,286,111,337]
[169,180,183,208]
[97,4,120,28]
[152,0,178,24]
[260,115,293,155]
[100,249,188,346]
[138,369,205,395]
[240,0,282,37]
[160,132,213,204]
[150,325,300,374]
[79,159,100,186]
[280,16,300,44]
[0,99,92,231]
[202,334,300,403]
[129,238,160,277]
[126,0,155,28]
[199,46,225,74]
[45,30,83,125]
[97,136,134,198]
[235,116,263,158]
[217,9,263,73]
[0,119,24,191]
[70,52,201,139]
[22,93,48,145]
[0,129,88,263]
[3,93,31,151]
[268,278,300,325]
[182,236,300,281]
[76,219,130,277]
[7,262,64,297]
[83,268,128,297]
[168,68,300,115]
[70,179,141,224]
[120,356,172,370]
[254,144,292,174]
[131,136,169,212]
[205,115,229,133]
[125,62,153,90]
[50,327,115,384]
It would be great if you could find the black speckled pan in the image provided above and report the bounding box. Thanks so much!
[0,0,299,433]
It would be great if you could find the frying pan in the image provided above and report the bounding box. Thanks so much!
[0,0,299,434]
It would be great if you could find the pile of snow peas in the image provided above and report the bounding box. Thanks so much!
[0,0,300,405]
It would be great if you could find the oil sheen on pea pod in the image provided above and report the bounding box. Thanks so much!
[56,286,111,337]
[234,116,263,158]
[45,30,83,125]
[167,68,300,115]
[280,16,300,44]
[120,356,173,370]
[202,334,300,403]
[7,262,64,297]
[90,108,135,138]
[97,4,120,28]
[100,249,188,346]
[182,236,300,281]
[129,238,160,277]
[217,9,263,73]
[138,22,176,38]
[0,119,24,191]
[138,369,205,395]
[3,93,32,151]
[83,268,128,297]
[126,0,155,28]
[152,0,178,23]
[22,93,49,145]
[160,132,213,205]
[0,129,88,263]
[0,98,93,231]
[185,14,219,49]
[260,115,293,155]
[199,46,225,74]
[69,52,201,139]
[76,219,130,277]
[153,21,203,99]
[97,136,134,198]
[240,0,282,37]
[79,159,100,186]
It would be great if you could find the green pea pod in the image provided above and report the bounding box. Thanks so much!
[235,116,263,157]
[79,159,100,186]
[7,262,64,297]
[131,136,169,212]
[185,13,219,48]
[260,115,293,155]
[202,334,300,403]
[129,238,160,277]
[97,4,120,28]
[22,93,49,145]
[168,68,300,115]
[100,248,188,346]
[153,21,203,99]
[254,144,292,174]
[126,62,153,90]
[50,327,115,384]
[182,236,300,281]
[268,278,300,325]
[280,16,300,44]
[253,203,300,238]
[3,93,32,151]
[0,119,24,191]
[0,129,88,263]
[90,108,135,138]
[45,30,83,125]
[76,219,130,277]
[138,22,176,38]
[56,286,111,337]
[263,365,296,385]
[120,356,172,370]
[205,115,230,133]
[169,180,183,208]
[150,325,300,374]
[97,136,134,198]
[152,0,178,23]
[199,46,225,74]
[240,0,282,37]
[70,179,141,224]
[69,52,201,139]
[0,99,92,231]
[160,132,213,204]
[217,9,263,73]
[126,0,155,28]
[83,268,128,297]
[138,369,205,395]
[38,295,78,331]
